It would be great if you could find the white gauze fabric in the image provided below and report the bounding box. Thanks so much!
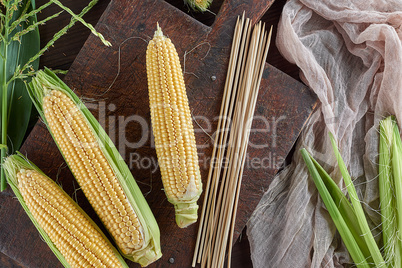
[247,0,402,267]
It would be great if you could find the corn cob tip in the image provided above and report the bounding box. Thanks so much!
[154,23,164,38]
[184,0,212,12]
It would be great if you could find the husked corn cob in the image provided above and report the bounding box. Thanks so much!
[27,69,162,266]
[146,24,202,228]
[4,154,128,268]
[43,90,143,252]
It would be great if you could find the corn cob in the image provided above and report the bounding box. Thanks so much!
[27,69,162,266]
[184,0,213,12]
[146,24,202,228]
[4,153,129,268]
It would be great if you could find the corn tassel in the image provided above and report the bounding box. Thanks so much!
[146,24,202,228]
[4,153,129,268]
[27,68,162,266]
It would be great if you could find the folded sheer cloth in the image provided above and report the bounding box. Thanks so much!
[247,1,402,267]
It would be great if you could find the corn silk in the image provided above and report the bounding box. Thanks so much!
[247,0,402,267]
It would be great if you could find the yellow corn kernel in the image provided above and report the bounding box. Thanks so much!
[4,154,128,268]
[146,24,202,228]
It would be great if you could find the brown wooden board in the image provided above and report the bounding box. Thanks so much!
[0,0,316,267]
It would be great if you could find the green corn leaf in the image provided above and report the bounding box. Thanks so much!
[301,148,370,268]
[5,0,40,151]
[329,133,385,267]
[309,155,372,262]
[0,0,40,191]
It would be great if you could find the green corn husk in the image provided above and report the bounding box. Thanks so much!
[301,149,370,268]
[328,133,384,266]
[27,68,162,266]
[4,153,129,268]
[390,121,402,267]
[302,133,386,268]
[303,120,402,268]
[379,116,396,265]
[379,116,402,267]
[308,153,372,262]
[184,0,212,12]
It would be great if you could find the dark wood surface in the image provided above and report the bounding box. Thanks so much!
[0,0,315,267]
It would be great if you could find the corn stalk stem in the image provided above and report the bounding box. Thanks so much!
[1,3,10,191]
